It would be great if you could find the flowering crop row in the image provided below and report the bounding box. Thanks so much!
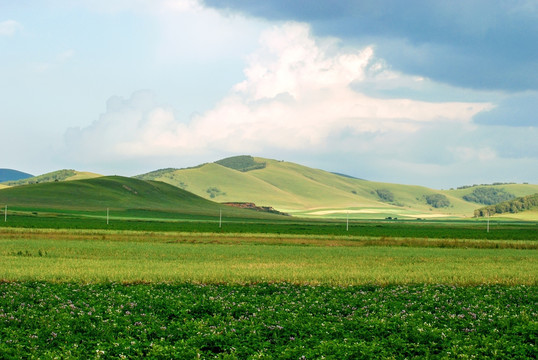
[0,282,535,359]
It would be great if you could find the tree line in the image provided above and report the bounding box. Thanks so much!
[474,193,538,217]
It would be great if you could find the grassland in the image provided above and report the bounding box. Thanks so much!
[0,175,285,221]
[1,223,536,358]
[136,156,538,219]
[1,230,536,285]
[1,174,537,358]
[1,169,101,186]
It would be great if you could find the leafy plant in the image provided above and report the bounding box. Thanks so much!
[0,283,535,359]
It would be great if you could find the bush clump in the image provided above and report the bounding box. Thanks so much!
[216,156,266,172]
[376,189,395,202]
[463,187,515,205]
[425,194,450,208]
[474,193,538,217]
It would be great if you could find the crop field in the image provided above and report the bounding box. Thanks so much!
[2,209,538,240]
[0,229,537,285]
[1,216,537,358]
[1,282,536,359]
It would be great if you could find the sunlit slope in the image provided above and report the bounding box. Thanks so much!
[137,157,487,217]
[0,176,281,219]
[497,209,538,221]
[64,171,103,181]
[2,169,102,186]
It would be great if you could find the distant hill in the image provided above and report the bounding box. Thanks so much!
[2,169,102,186]
[135,156,538,219]
[0,176,282,219]
[0,169,33,182]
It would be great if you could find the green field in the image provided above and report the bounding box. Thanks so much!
[1,230,536,285]
[1,225,536,358]
[1,283,535,359]
[1,175,537,358]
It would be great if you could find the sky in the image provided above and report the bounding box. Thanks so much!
[1,0,537,189]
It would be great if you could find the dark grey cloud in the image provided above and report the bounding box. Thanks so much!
[203,0,538,92]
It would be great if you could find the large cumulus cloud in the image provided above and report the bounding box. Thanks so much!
[203,0,538,92]
[63,23,493,180]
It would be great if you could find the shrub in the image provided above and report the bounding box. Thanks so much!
[215,156,266,172]
[425,194,450,208]
[463,187,515,205]
[376,189,395,202]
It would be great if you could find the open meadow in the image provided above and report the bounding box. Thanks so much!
[1,213,537,358]
[0,177,537,358]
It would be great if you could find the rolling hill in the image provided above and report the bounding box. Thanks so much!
[0,175,285,220]
[0,169,33,183]
[136,156,538,219]
[2,169,102,186]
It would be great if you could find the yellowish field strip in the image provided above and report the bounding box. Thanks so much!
[1,229,536,285]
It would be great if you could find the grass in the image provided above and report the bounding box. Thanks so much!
[0,208,536,357]
[136,157,538,218]
[0,169,100,186]
[0,173,536,357]
[3,210,538,241]
[1,231,536,285]
[0,176,286,222]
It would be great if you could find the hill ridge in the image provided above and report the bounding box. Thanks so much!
[2,169,102,186]
[135,156,538,219]
[0,175,285,220]
[0,169,33,183]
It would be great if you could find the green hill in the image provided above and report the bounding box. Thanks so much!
[0,176,283,220]
[0,169,33,182]
[135,156,537,219]
[2,169,102,186]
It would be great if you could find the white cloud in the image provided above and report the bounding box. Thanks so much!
[0,20,22,36]
[64,23,493,173]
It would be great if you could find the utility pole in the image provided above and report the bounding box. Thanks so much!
[4,205,6,222]
[346,211,349,231]
[107,208,109,225]
[487,211,489,233]
[219,209,222,229]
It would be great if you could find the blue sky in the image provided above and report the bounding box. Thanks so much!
[1,0,537,188]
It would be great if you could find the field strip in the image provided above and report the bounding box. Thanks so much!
[1,237,536,285]
[1,227,537,249]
